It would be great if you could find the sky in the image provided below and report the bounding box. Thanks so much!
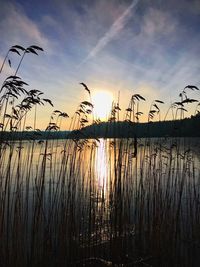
[0,0,200,129]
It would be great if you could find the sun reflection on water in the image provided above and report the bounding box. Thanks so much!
[95,139,108,196]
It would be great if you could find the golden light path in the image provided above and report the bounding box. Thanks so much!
[92,90,113,120]
[95,139,108,196]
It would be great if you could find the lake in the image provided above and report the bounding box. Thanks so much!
[0,137,200,266]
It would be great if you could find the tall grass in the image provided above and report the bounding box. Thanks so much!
[0,46,200,267]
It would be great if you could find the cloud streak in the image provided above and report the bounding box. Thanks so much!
[80,0,139,65]
[1,0,200,127]
[0,2,50,50]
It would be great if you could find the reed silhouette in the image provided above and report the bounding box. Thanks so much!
[0,46,200,267]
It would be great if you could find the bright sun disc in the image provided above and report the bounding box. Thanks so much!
[92,91,113,120]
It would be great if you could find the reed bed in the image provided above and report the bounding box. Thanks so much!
[0,137,200,266]
[0,46,200,266]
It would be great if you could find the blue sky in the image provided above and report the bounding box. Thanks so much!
[0,0,200,128]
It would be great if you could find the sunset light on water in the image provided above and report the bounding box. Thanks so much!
[1,0,200,266]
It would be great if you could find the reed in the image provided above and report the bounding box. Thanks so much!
[0,47,200,267]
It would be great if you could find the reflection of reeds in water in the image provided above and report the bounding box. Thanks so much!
[1,46,200,266]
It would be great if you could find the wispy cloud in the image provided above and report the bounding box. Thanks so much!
[80,0,139,65]
[0,2,50,50]
[1,0,200,127]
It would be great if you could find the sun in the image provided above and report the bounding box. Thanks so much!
[92,90,113,120]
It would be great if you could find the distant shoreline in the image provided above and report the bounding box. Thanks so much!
[1,116,200,141]
[70,116,200,139]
